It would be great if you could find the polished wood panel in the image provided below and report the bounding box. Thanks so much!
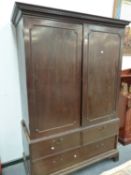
[81,136,116,160]
[24,18,82,138]
[82,120,118,145]
[23,132,118,175]
[32,149,81,175]
[87,30,119,120]
[24,150,118,175]
[31,132,80,160]
[82,25,121,126]
[32,136,115,175]
[28,119,118,160]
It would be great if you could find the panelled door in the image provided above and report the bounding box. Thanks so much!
[24,17,82,138]
[82,24,122,126]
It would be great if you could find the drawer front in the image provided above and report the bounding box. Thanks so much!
[31,132,80,160]
[32,137,115,175]
[82,120,118,145]
[32,149,81,175]
[81,136,116,160]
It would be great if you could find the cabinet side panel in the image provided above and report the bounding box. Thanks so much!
[16,19,29,132]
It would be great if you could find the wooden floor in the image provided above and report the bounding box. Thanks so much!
[2,143,131,175]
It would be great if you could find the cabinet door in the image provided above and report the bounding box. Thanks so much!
[82,24,122,126]
[24,17,82,138]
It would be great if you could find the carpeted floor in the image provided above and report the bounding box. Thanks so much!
[2,143,131,175]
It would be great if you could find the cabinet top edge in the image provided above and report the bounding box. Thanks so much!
[11,2,130,27]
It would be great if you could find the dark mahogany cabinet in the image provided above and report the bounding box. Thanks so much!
[12,2,129,175]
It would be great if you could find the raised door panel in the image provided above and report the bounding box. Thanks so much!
[82,25,122,126]
[24,17,82,138]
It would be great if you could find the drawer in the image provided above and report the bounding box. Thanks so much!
[81,136,116,160]
[31,132,80,160]
[32,149,81,175]
[82,120,118,145]
[32,137,115,175]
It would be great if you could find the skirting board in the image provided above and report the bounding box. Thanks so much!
[2,158,23,168]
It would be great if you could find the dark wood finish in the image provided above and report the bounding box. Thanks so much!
[24,17,82,138]
[22,122,118,175]
[82,120,118,145]
[82,24,122,126]
[87,30,118,119]
[30,119,118,160]
[22,123,31,174]
[31,132,80,160]
[112,153,119,162]
[12,2,129,175]
[32,137,115,175]
[24,150,118,175]
[121,69,131,85]
[118,69,131,145]
[119,110,131,145]
[12,2,129,27]
[108,151,119,162]
[118,94,128,128]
